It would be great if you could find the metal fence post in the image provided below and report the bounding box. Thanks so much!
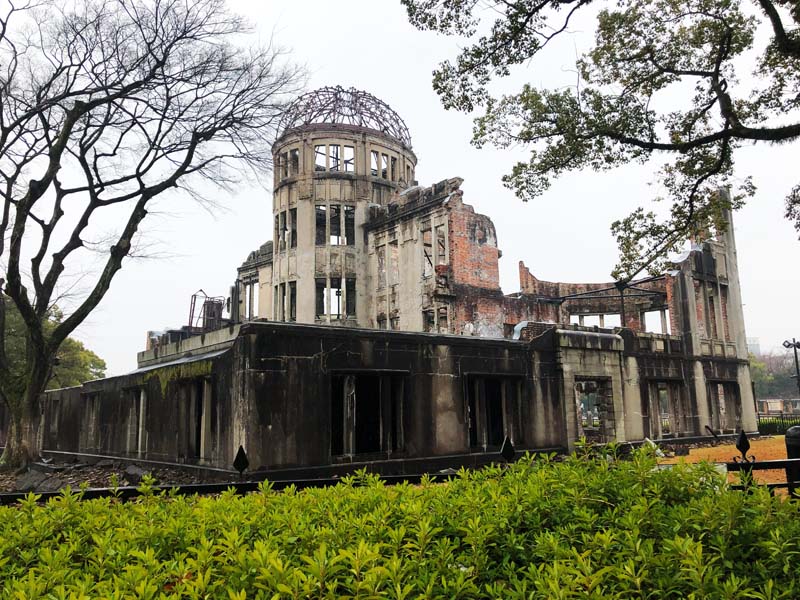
[786,426,800,498]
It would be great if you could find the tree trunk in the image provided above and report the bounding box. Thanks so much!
[0,365,47,469]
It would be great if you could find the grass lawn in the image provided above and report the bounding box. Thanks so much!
[659,435,790,487]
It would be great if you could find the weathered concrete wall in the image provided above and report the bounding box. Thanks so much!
[238,322,554,470]
[32,317,759,472]
[137,325,239,368]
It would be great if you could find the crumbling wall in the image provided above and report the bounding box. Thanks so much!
[447,193,500,290]
[516,262,671,334]
[443,190,507,337]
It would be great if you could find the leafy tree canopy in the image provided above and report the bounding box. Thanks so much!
[750,351,799,399]
[2,299,106,397]
[403,0,800,279]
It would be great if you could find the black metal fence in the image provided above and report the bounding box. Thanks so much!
[757,413,800,435]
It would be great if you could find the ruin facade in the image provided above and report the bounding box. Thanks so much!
[5,87,757,473]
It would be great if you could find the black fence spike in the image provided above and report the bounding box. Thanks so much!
[734,430,754,463]
[233,445,249,476]
[500,436,516,463]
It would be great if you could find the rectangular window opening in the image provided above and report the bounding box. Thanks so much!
[329,204,342,245]
[582,315,601,328]
[344,146,355,173]
[345,278,356,317]
[437,306,448,333]
[278,211,286,252]
[315,205,327,246]
[314,145,326,171]
[435,226,447,265]
[423,309,435,332]
[575,378,613,442]
[370,151,379,177]
[643,309,670,335]
[390,156,397,181]
[577,380,600,429]
[278,283,285,321]
[381,154,388,179]
[316,279,326,318]
[658,383,670,434]
[289,281,297,322]
[289,148,299,175]
[280,152,289,179]
[329,144,340,172]
[422,229,433,278]
[252,283,259,318]
[377,246,386,289]
[344,206,355,246]
[330,277,342,320]
[389,241,399,285]
[289,208,297,249]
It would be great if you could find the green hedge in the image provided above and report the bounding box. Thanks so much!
[2,449,799,598]
[758,414,800,435]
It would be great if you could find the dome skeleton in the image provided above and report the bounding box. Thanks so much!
[277,86,412,148]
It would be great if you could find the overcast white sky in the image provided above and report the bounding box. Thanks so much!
[72,0,800,375]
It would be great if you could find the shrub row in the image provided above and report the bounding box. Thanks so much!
[757,415,800,435]
[1,448,799,598]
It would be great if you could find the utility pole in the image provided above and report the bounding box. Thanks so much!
[783,338,800,398]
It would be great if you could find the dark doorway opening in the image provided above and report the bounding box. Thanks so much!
[330,373,405,458]
[467,376,520,450]
[485,378,504,447]
[355,375,381,454]
[331,375,345,457]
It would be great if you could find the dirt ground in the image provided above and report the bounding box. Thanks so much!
[659,435,791,486]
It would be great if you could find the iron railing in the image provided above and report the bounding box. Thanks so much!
[757,413,800,435]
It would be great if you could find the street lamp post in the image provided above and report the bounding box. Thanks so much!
[782,338,800,399]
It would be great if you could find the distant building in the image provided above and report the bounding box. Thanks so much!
[747,338,761,356]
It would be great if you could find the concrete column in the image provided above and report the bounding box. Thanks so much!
[692,360,711,430]
[200,378,213,462]
[621,356,644,440]
[737,363,758,431]
[137,389,147,457]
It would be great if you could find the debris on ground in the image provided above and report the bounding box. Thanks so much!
[0,459,234,493]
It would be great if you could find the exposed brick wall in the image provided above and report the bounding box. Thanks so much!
[447,194,501,291]
[693,281,707,338]
[720,285,730,342]
[664,274,682,335]
[503,295,561,325]
[517,262,668,333]
[452,288,506,337]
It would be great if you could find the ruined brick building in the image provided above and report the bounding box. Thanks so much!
[16,87,756,474]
